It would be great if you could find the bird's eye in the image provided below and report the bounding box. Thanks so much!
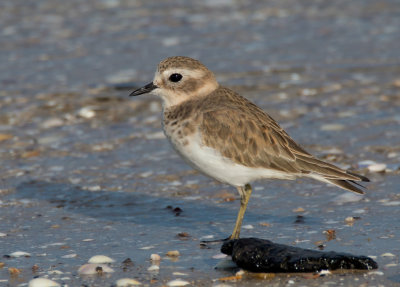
[169,73,183,83]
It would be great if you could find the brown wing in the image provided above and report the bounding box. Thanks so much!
[201,109,300,173]
[199,89,368,191]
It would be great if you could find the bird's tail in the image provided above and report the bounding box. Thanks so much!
[325,178,367,194]
[318,170,369,194]
[297,155,370,194]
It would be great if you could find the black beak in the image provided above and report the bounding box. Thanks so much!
[129,82,158,97]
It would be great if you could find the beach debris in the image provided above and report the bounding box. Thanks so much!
[115,278,142,286]
[166,250,180,257]
[78,263,114,275]
[147,264,160,271]
[150,254,161,261]
[28,278,60,287]
[88,255,115,264]
[221,238,378,273]
[166,279,190,286]
[9,251,31,258]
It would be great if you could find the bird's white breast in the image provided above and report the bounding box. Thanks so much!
[164,127,296,187]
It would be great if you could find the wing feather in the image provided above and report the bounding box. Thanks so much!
[198,87,368,190]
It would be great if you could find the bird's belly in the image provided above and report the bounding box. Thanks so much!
[166,132,295,187]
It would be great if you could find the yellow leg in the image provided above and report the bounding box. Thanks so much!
[230,183,252,239]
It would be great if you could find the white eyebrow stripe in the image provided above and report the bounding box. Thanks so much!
[161,68,206,79]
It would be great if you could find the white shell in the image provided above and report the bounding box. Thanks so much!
[367,163,387,173]
[147,265,160,271]
[88,255,115,264]
[167,279,190,286]
[166,250,180,257]
[28,278,60,287]
[115,278,142,286]
[78,263,114,275]
[381,252,395,257]
[150,254,161,261]
[10,251,31,258]
[78,107,96,118]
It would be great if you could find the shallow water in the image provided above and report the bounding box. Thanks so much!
[1,0,400,286]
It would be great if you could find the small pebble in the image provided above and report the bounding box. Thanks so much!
[338,111,355,118]
[166,250,180,257]
[78,263,114,275]
[78,107,96,119]
[8,267,21,275]
[392,79,400,88]
[41,118,64,129]
[28,278,60,287]
[115,278,141,286]
[353,208,365,214]
[139,171,153,178]
[162,37,180,47]
[10,251,31,258]
[173,272,188,276]
[150,254,161,261]
[290,73,301,81]
[145,131,165,140]
[62,253,77,258]
[167,279,190,286]
[88,255,115,264]
[140,246,155,250]
[122,258,134,266]
[0,134,13,141]
[381,252,395,257]
[320,124,345,131]
[345,216,356,223]
[323,229,336,240]
[381,201,400,206]
[299,88,317,96]
[177,232,190,238]
[212,253,228,259]
[319,270,331,275]
[200,235,214,240]
[367,163,387,173]
[242,224,254,229]
[292,207,305,213]
[368,270,384,276]
[147,265,159,271]
[86,185,101,191]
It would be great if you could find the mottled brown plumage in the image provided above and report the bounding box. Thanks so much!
[130,56,370,239]
[164,86,368,193]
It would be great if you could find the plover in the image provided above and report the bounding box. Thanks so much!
[129,56,369,240]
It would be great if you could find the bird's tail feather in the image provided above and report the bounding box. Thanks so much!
[325,178,366,194]
[308,169,369,194]
[346,170,370,182]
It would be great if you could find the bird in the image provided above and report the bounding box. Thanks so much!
[129,56,369,240]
